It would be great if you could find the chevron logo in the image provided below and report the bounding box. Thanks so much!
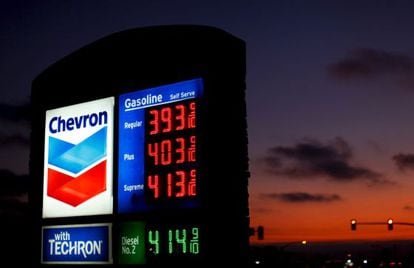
[47,127,107,206]
[43,97,114,218]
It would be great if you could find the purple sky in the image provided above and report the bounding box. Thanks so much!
[3,0,414,242]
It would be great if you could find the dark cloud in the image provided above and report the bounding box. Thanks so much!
[0,102,30,122]
[0,170,29,220]
[366,177,397,188]
[404,205,414,211]
[250,207,273,213]
[0,195,28,217]
[262,192,342,203]
[328,48,414,79]
[262,137,384,184]
[0,133,30,147]
[393,153,414,171]
[0,169,30,196]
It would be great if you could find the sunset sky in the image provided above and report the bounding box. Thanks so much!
[3,0,414,245]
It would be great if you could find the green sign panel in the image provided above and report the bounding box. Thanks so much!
[119,222,146,264]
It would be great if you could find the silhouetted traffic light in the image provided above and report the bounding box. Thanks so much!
[387,218,393,231]
[350,219,357,231]
[257,226,264,240]
[248,227,255,236]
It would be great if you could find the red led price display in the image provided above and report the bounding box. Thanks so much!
[148,169,196,198]
[148,102,196,135]
[145,100,199,206]
[147,136,196,165]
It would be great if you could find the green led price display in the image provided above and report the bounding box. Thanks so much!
[118,222,201,265]
[147,226,200,256]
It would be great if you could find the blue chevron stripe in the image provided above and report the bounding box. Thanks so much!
[48,137,75,160]
[48,127,107,174]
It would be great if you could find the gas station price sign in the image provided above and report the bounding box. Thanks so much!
[118,221,202,265]
[118,78,203,213]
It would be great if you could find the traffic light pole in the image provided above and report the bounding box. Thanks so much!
[249,226,264,240]
[350,218,414,231]
[392,222,414,226]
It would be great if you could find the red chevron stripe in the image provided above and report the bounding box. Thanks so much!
[47,160,107,207]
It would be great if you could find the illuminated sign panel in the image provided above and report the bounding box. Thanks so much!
[118,221,201,265]
[118,79,203,213]
[42,223,112,264]
[42,97,114,218]
[118,222,146,264]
